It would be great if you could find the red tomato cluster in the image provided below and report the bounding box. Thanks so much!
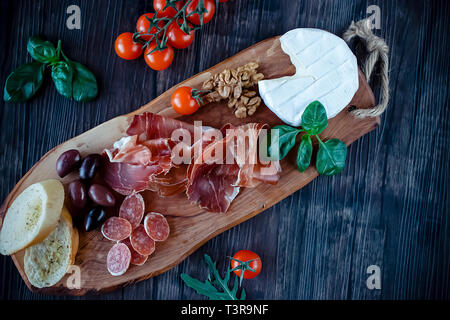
[114,0,217,71]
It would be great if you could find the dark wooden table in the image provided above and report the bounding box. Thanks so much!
[0,0,449,300]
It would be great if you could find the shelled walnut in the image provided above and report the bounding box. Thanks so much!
[202,62,264,118]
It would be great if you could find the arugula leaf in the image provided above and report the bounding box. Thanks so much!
[316,137,347,176]
[3,61,45,102]
[181,254,246,300]
[269,125,303,160]
[301,100,328,135]
[51,60,73,99]
[296,134,313,172]
[27,36,57,64]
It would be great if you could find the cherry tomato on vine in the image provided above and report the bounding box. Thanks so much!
[171,86,201,115]
[231,250,262,281]
[136,13,165,41]
[167,19,195,49]
[186,0,215,25]
[114,32,143,60]
[153,0,184,18]
[144,43,175,71]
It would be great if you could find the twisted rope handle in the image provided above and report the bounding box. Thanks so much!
[343,19,390,118]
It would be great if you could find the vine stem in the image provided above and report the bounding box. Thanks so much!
[135,0,196,53]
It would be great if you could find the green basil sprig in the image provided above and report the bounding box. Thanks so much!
[4,36,98,103]
[3,61,45,102]
[269,101,348,176]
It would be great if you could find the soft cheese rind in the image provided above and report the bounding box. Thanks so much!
[258,28,359,127]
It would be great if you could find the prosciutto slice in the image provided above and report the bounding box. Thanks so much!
[186,123,281,213]
[102,112,281,213]
[103,113,194,195]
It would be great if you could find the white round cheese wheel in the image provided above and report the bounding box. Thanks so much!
[258,28,359,127]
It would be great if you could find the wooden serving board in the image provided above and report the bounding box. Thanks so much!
[0,35,379,295]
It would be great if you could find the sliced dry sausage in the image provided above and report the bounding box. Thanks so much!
[106,242,131,276]
[101,217,132,241]
[119,192,145,229]
[121,238,148,266]
[144,212,170,241]
[130,225,155,256]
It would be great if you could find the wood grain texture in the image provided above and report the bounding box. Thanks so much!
[0,35,377,295]
[0,0,449,300]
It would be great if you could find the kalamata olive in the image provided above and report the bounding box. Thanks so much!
[84,206,107,232]
[68,179,87,209]
[88,184,116,207]
[56,149,81,178]
[79,154,102,181]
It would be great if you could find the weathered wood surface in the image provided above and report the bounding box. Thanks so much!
[0,34,377,295]
[0,0,449,299]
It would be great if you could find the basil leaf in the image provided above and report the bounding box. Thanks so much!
[70,61,98,101]
[296,134,313,172]
[301,101,328,135]
[269,125,302,160]
[316,138,347,176]
[3,61,45,102]
[51,61,73,99]
[27,36,57,64]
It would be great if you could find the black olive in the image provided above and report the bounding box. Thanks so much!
[84,206,107,232]
[56,149,81,178]
[79,154,102,181]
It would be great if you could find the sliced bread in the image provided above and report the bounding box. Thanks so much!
[0,179,65,255]
[24,208,79,288]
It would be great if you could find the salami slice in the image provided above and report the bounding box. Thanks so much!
[130,225,155,256]
[143,212,170,241]
[101,217,132,241]
[119,192,145,229]
[121,238,148,266]
[106,242,131,276]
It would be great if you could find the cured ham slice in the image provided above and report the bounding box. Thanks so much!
[187,123,281,213]
[127,112,194,141]
[103,113,195,195]
[102,112,281,213]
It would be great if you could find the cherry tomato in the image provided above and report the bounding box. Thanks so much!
[144,43,174,71]
[231,250,262,280]
[186,0,215,25]
[136,13,165,41]
[153,0,184,18]
[219,0,229,2]
[171,86,200,115]
[167,19,195,49]
[114,32,143,60]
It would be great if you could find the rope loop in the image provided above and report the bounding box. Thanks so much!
[343,19,390,118]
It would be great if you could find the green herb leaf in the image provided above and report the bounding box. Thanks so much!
[51,61,73,99]
[27,36,57,64]
[181,254,246,300]
[3,61,45,102]
[268,125,302,160]
[301,101,328,135]
[316,138,347,176]
[296,134,313,172]
[70,61,98,101]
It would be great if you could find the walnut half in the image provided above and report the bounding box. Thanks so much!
[202,62,264,118]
